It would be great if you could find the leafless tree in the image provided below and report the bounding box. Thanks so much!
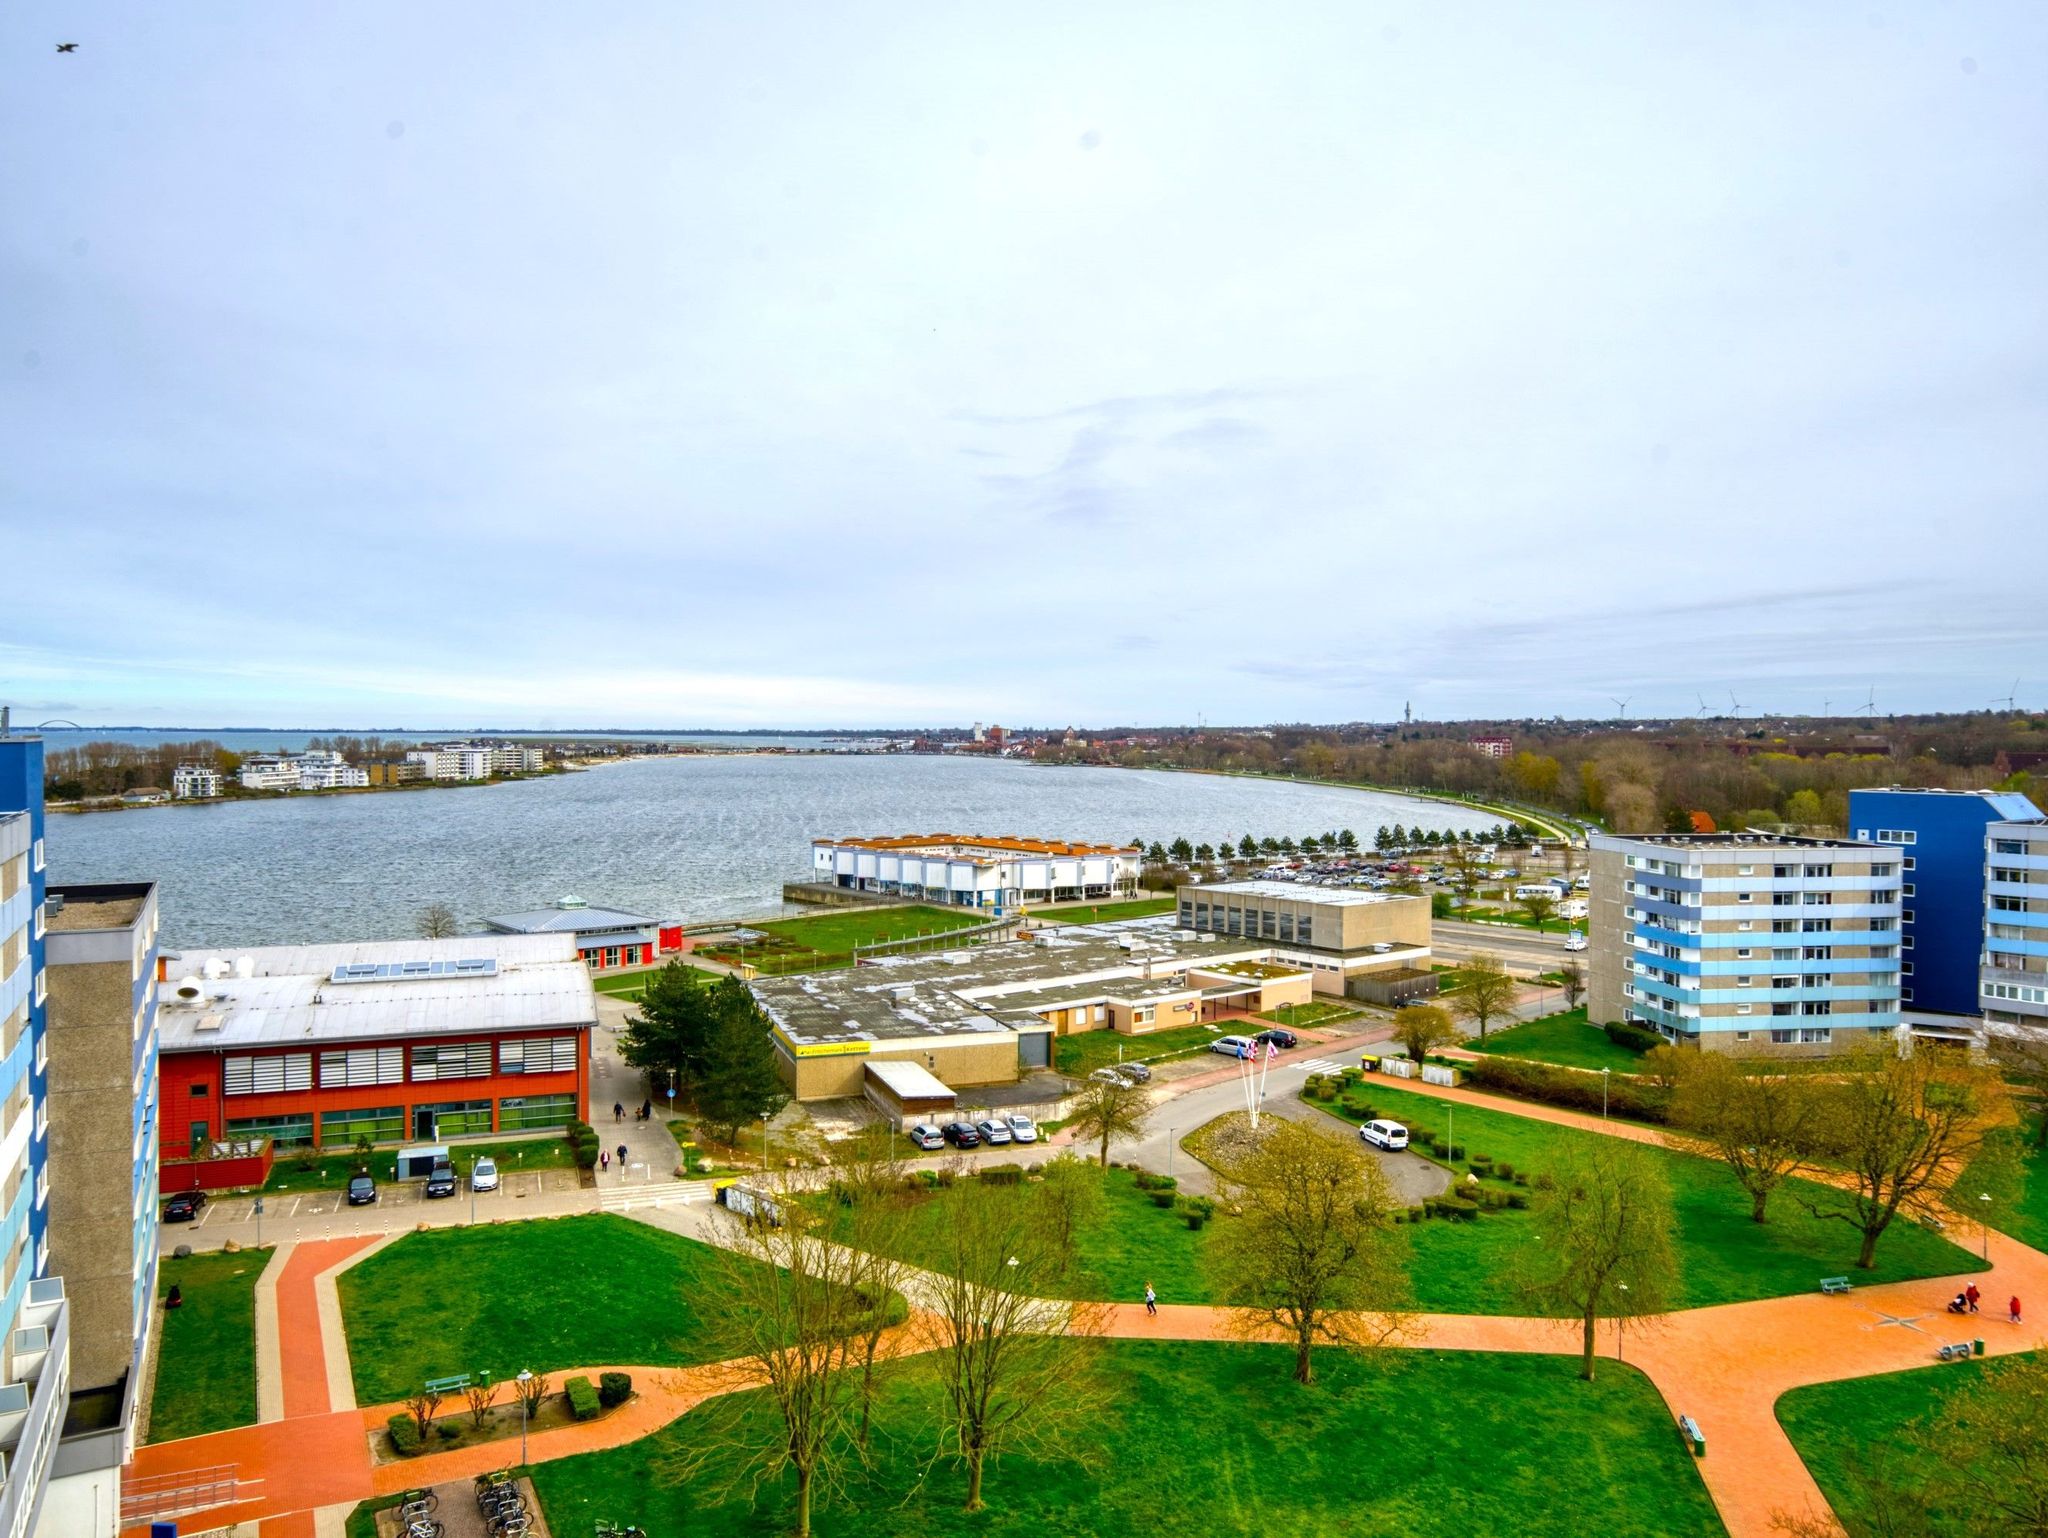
[514,1370,550,1421]
[1519,1138,1678,1381]
[1066,1073,1151,1169]
[416,902,458,939]
[1559,961,1586,1010]
[404,1387,443,1440]
[462,1378,498,1429]
[1450,952,1517,1039]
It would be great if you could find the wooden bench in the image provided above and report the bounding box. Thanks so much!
[1819,1276,1852,1295]
[1678,1414,1705,1456]
[1936,1342,1977,1363]
[423,1373,472,1394]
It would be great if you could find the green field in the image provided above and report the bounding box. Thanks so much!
[1778,1356,2030,1537]
[1466,1007,1643,1073]
[530,1342,1720,1538]
[700,905,988,972]
[593,963,717,1000]
[149,1247,272,1442]
[1038,897,1179,925]
[261,1133,575,1193]
[840,1167,1213,1304]
[336,1214,758,1403]
[1054,1022,1223,1078]
[1955,1112,2048,1252]
[1318,1080,1979,1313]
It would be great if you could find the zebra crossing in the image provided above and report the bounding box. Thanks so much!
[1289,1056,1351,1075]
[597,1179,718,1212]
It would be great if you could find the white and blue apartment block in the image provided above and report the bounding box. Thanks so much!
[1588,832,1904,1057]
[1982,816,2048,1048]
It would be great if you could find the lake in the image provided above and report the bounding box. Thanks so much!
[44,755,1486,947]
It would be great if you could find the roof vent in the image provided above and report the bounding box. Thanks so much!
[175,976,202,1001]
[234,956,255,979]
[556,895,589,910]
[195,1012,224,1033]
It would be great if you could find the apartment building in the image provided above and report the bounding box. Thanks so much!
[292,755,368,791]
[1589,832,1903,1057]
[364,759,424,786]
[1848,787,2043,1042]
[235,756,300,791]
[169,765,220,800]
[1982,818,2048,1044]
[404,745,515,781]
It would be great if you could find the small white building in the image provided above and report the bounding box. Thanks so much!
[296,758,368,790]
[237,756,300,791]
[811,834,1142,908]
[172,763,221,799]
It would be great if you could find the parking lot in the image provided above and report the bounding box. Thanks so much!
[171,1167,581,1228]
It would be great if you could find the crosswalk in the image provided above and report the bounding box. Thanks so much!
[597,1180,717,1212]
[1290,1057,1351,1075]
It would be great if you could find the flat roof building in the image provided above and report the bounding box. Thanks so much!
[482,896,683,971]
[1983,817,2048,1046]
[811,834,1141,909]
[1175,881,1433,995]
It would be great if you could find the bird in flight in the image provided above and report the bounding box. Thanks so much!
[56,42,79,53]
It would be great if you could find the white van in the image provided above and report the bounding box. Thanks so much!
[1513,884,1560,901]
[1360,1119,1409,1151]
[1564,931,1588,952]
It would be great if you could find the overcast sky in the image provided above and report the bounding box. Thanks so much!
[3,3,2043,729]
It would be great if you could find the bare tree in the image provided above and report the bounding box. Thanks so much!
[1800,1045,2007,1270]
[1671,1053,1825,1223]
[1206,1118,1407,1383]
[1390,1003,1461,1065]
[1066,1073,1151,1169]
[404,1386,443,1440]
[826,1127,916,1451]
[1035,1152,1106,1274]
[915,1183,1108,1511]
[1443,839,1485,901]
[514,1370,551,1422]
[1519,1138,1678,1380]
[416,902,458,939]
[1450,953,1517,1039]
[462,1378,498,1429]
[1559,961,1586,1011]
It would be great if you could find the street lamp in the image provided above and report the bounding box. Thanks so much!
[1981,1193,1994,1263]
[1600,1067,1610,1120]
[516,1368,533,1465]
[1617,1281,1629,1362]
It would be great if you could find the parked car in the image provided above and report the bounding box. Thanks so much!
[163,1189,206,1222]
[942,1121,983,1149]
[470,1157,499,1193]
[1360,1119,1410,1151]
[1005,1114,1039,1143]
[346,1174,378,1206]
[974,1118,1013,1146]
[1115,1061,1152,1084]
[424,1159,457,1198]
[1253,1027,1298,1050]
[1210,1034,1255,1058]
[1564,932,1588,952]
[908,1123,946,1151]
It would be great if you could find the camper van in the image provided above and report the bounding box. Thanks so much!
[1513,884,1561,902]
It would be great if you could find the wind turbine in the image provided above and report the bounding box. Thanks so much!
[1695,693,1713,722]
[1993,679,2020,715]
[1727,689,1746,720]
[1610,696,1631,722]
[1861,688,1877,728]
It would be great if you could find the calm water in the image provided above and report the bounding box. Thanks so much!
[45,756,1483,947]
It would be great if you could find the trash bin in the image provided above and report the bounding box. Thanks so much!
[1975,1338,1986,1356]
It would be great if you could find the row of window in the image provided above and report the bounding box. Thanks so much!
[1180,902,1317,945]
[219,1035,581,1095]
[225,1093,580,1148]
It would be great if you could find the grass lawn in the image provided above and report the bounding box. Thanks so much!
[1446,906,1574,933]
[592,963,717,1001]
[701,905,987,972]
[531,1341,1720,1538]
[261,1133,575,1194]
[1038,897,1179,924]
[149,1247,273,1442]
[1318,1081,1979,1314]
[838,1167,1215,1305]
[1054,1022,1222,1078]
[1778,1356,2029,1537]
[1467,1007,1643,1073]
[1955,1111,2048,1252]
[337,1214,759,1403]
[1261,998,1366,1029]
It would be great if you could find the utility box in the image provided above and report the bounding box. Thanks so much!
[395,1144,449,1179]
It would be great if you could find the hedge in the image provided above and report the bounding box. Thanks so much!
[1458,1056,1673,1124]
[598,1371,633,1409]
[981,1163,1024,1187]
[1603,1020,1665,1055]
[387,1413,421,1456]
[565,1375,601,1421]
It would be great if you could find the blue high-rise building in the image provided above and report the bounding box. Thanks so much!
[1848,786,2044,1036]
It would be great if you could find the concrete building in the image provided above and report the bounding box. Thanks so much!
[811,835,1141,909]
[156,934,595,1161]
[1175,880,1432,995]
[40,883,160,1536]
[1468,736,1513,759]
[293,754,367,791]
[1848,787,2042,1042]
[364,759,424,786]
[170,764,220,800]
[1983,817,2048,1044]
[235,756,300,791]
[481,897,684,972]
[1589,832,1903,1057]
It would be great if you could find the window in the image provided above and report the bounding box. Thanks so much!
[1298,920,1313,946]
[1876,829,1915,844]
[1901,961,1914,975]
[1902,883,1916,898]
[1902,909,1914,925]
[1277,913,1294,942]
[500,1037,579,1075]
[1799,1026,1832,1043]
[1773,975,1799,990]
[1802,1000,1833,1016]
[318,1105,403,1145]
[226,1112,315,1148]
[1737,892,1753,903]
[414,1099,492,1138]
[411,1041,494,1081]
[1734,1029,1752,1040]
[1995,839,2025,856]
[1736,976,1753,988]
[498,1093,577,1131]
[1735,1004,1753,1015]
[1737,920,1754,932]
[222,1053,312,1096]
[1771,1028,1798,1043]
[1132,1006,1155,1025]
[1902,934,1914,949]
[1179,902,1193,926]
[1260,911,1277,939]
[1803,946,1832,961]
[1900,858,1913,872]
[1736,948,1753,959]
[1804,864,1834,879]
[1737,865,1755,876]
[319,1046,404,1088]
[1773,865,1796,879]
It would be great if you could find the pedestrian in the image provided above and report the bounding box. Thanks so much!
[1144,1281,1157,1317]
[614,1101,625,1123]
[617,1143,629,1174]
[642,1099,652,1120]
[2012,1295,2024,1325]
[600,1149,610,1173]
[1967,1283,1981,1314]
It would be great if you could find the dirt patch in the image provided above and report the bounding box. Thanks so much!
[1179,1110,1285,1173]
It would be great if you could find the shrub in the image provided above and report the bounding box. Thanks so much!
[1338,1067,1364,1087]
[981,1163,1024,1187]
[598,1372,633,1409]
[1446,1143,1466,1161]
[1506,1190,1530,1210]
[1512,1170,1529,1186]
[1353,1104,1377,1123]
[1303,1074,1324,1095]
[1468,1153,1494,1171]
[1176,1195,1215,1230]
[1478,1187,1511,1210]
[1391,1208,1408,1224]
[1439,1195,1480,1220]
[934,1168,957,1187]
[1150,1190,1177,1209]
[1428,1141,1449,1159]
[572,1141,598,1170]
[1532,1171,1556,1191]
[1408,1205,1427,1223]
[387,1413,421,1456]
[1495,1162,1515,1180]
[1460,1056,1673,1124]
[1412,1126,1436,1143]
[1603,1020,1665,1055]
[565,1375,601,1421]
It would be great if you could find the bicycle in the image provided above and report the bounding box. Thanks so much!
[403,1521,444,1538]
[397,1490,438,1512]
[595,1523,648,1538]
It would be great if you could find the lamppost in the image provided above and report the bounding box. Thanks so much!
[1616,1281,1629,1362]
[1167,1128,1175,1182]
[1601,1067,1610,1120]
[253,1196,264,1249]
[762,1114,771,1171]
[1981,1193,1994,1263]
[516,1368,533,1465]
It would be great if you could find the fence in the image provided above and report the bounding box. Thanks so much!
[120,1464,240,1526]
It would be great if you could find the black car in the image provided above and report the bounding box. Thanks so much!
[424,1160,457,1198]
[941,1121,983,1149]
[1253,1027,1299,1051]
[346,1174,378,1205]
[163,1189,206,1222]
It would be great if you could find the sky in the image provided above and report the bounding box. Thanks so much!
[3,2,2044,729]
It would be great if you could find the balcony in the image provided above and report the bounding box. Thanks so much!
[0,1278,69,1538]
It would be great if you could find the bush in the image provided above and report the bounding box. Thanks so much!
[1428,1141,1449,1159]
[1604,1020,1665,1055]
[1408,1205,1427,1223]
[565,1375,601,1422]
[1150,1190,1177,1209]
[1338,1067,1364,1087]
[1460,1056,1673,1125]
[1532,1171,1556,1191]
[1176,1195,1215,1230]
[1513,1170,1530,1186]
[598,1371,633,1409]
[1468,1153,1494,1171]
[981,1163,1024,1187]
[572,1141,598,1170]
[934,1168,956,1188]
[1446,1143,1466,1161]
[1506,1190,1530,1210]
[387,1413,421,1456]
[1412,1126,1436,1143]
[1495,1161,1515,1180]
[1439,1195,1480,1220]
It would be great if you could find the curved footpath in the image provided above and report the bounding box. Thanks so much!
[124,1078,2048,1538]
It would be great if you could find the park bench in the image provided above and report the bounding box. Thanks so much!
[424,1373,472,1394]
[1819,1276,1852,1295]
[1936,1342,1978,1363]
[1678,1414,1705,1457]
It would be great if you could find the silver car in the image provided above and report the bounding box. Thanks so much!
[470,1156,500,1192]
[974,1119,1013,1146]
[1005,1114,1039,1143]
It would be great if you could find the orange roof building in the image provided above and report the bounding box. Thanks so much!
[810,834,1143,907]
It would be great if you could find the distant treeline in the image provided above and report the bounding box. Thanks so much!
[41,735,414,799]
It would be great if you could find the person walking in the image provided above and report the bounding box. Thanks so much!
[2011,1295,2024,1325]
[600,1148,610,1174]
[614,1101,625,1123]
[617,1143,630,1177]
[1144,1281,1157,1317]
[1967,1283,1981,1314]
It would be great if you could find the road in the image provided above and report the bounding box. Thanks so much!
[1430,917,1571,973]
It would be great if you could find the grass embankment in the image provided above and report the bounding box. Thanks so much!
[1053,1022,1224,1078]
[1778,1355,2033,1538]
[261,1133,575,1194]
[1465,1007,1643,1073]
[530,1341,1719,1537]
[699,905,987,973]
[1037,897,1180,925]
[149,1247,273,1442]
[1316,1080,1979,1314]
[1261,999,1366,1029]
[336,1215,756,1403]
[592,963,718,1001]
[1956,1112,2048,1252]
